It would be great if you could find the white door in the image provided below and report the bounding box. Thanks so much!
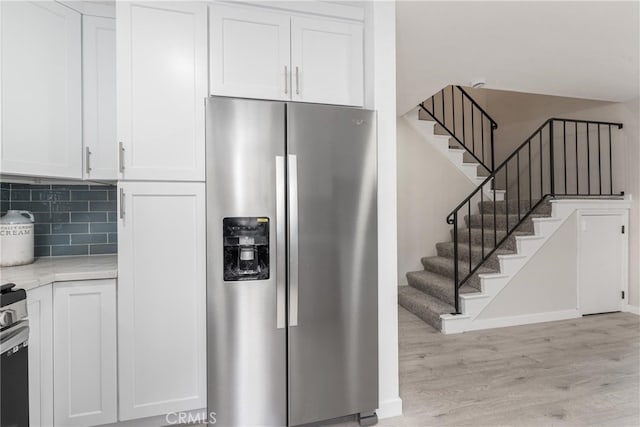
[291,17,363,106]
[53,280,117,427]
[27,285,54,427]
[0,1,82,178]
[117,182,206,420]
[209,4,291,100]
[117,1,207,181]
[579,214,626,315]
[83,15,117,180]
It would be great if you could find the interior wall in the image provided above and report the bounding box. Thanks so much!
[477,213,578,319]
[396,116,475,285]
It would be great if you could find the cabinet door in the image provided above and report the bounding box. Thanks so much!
[291,17,363,106]
[117,1,207,181]
[26,285,53,427]
[118,182,206,420]
[0,1,82,178]
[209,4,291,100]
[83,15,117,180]
[53,280,117,427]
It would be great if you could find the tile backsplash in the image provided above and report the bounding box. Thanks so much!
[1,183,117,257]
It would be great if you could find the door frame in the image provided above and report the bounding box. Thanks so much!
[576,209,629,315]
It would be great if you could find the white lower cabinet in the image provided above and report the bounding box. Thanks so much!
[53,280,118,427]
[27,285,54,427]
[117,182,206,420]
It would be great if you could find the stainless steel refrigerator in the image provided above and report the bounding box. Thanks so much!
[206,96,378,426]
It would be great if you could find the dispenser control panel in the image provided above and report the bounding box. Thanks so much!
[223,217,269,281]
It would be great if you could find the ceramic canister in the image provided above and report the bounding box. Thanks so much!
[0,210,35,267]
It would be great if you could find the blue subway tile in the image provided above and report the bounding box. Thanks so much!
[1,190,9,201]
[71,233,108,244]
[52,223,88,234]
[107,212,117,222]
[52,201,88,212]
[34,223,51,235]
[89,244,117,255]
[71,191,108,201]
[11,184,50,190]
[52,184,89,191]
[90,222,116,233]
[32,190,70,202]
[34,246,51,257]
[10,201,50,212]
[108,233,118,244]
[107,190,117,201]
[89,201,116,212]
[1,183,10,190]
[70,212,107,223]
[52,245,88,256]
[35,234,70,246]
[10,190,30,201]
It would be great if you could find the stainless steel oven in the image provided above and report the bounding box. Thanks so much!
[1,283,29,427]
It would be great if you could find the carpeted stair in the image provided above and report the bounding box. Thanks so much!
[399,199,552,331]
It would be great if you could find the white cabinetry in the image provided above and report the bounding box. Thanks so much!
[210,4,291,100]
[117,182,206,420]
[27,285,54,427]
[117,1,207,181]
[291,17,363,106]
[0,1,82,178]
[53,280,117,427]
[209,3,364,106]
[83,15,117,180]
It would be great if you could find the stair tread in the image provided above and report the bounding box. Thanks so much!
[407,270,478,295]
[437,241,515,256]
[398,286,454,314]
[422,255,497,274]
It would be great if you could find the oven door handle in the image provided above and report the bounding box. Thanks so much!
[0,322,29,355]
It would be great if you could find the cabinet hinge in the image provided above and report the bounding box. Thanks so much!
[621,225,625,234]
[622,291,625,299]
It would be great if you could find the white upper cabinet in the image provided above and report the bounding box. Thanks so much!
[117,182,206,420]
[0,1,82,178]
[208,3,364,107]
[117,1,207,181]
[210,4,291,100]
[291,17,363,106]
[83,15,117,180]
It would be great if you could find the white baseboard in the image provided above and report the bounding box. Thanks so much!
[467,309,580,332]
[377,396,403,419]
[623,304,640,315]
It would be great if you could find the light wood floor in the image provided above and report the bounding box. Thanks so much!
[330,307,640,427]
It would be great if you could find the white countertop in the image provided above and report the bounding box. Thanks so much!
[0,255,117,292]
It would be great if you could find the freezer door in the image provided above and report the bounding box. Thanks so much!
[206,97,287,427]
[287,103,378,425]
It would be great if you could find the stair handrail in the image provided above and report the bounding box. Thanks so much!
[419,85,498,172]
[446,117,624,314]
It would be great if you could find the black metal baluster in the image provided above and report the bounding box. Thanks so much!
[549,121,555,196]
[505,165,509,233]
[575,122,579,194]
[587,123,591,194]
[598,124,602,195]
[563,121,567,194]
[609,125,613,194]
[540,132,544,198]
[517,152,521,220]
[462,95,466,148]
[441,89,445,127]
[480,189,485,259]
[493,185,497,250]
[481,117,485,167]
[452,86,456,136]
[528,140,532,208]
[491,124,496,171]
[468,202,472,276]
[453,211,459,313]
[432,94,435,114]
[472,107,475,153]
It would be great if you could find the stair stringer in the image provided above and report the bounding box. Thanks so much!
[439,200,574,334]
[404,107,505,202]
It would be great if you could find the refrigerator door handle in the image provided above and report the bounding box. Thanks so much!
[276,156,286,329]
[288,154,299,327]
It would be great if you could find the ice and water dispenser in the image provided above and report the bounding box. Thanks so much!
[223,217,269,281]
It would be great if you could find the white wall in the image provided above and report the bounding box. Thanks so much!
[372,0,402,419]
[396,116,475,285]
[477,213,578,320]
[395,1,639,115]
